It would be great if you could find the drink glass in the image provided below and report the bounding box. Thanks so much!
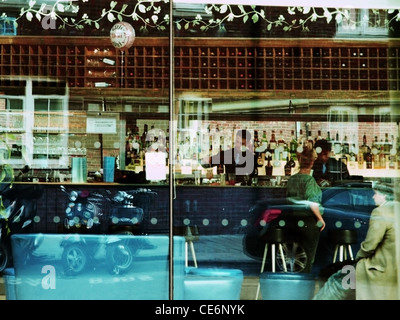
[194,170,201,185]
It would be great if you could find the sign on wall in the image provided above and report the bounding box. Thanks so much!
[86,117,117,134]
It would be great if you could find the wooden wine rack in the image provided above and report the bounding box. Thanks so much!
[0,37,399,92]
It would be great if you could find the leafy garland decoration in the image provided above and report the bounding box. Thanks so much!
[0,0,399,33]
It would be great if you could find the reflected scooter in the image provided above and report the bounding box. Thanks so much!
[0,166,44,273]
[59,186,156,275]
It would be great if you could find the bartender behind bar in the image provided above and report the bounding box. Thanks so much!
[312,139,362,186]
[201,129,258,185]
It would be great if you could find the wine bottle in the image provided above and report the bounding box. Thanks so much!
[365,152,373,169]
[297,129,304,152]
[265,156,273,176]
[277,130,285,149]
[384,133,390,153]
[361,133,370,158]
[284,154,295,176]
[269,130,277,153]
[316,130,322,141]
[94,82,111,87]
[342,136,349,155]
[101,57,115,65]
[289,130,298,161]
[334,132,341,155]
[326,131,331,142]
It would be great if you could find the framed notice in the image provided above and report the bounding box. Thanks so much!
[86,117,117,134]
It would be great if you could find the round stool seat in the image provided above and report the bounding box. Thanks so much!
[261,228,286,243]
[328,229,357,244]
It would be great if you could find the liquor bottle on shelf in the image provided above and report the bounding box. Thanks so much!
[389,149,396,169]
[371,136,380,168]
[288,152,296,169]
[282,143,288,160]
[373,148,380,169]
[361,133,370,157]
[388,138,396,169]
[284,155,292,176]
[379,146,386,169]
[269,130,277,153]
[141,124,149,151]
[358,149,364,169]
[265,156,273,176]
[333,132,341,155]
[316,130,322,142]
[284,154,296,176]
[384,133,390,153]
[261,130,268,146]
[365,151,373,169]
[349,144,357,160]
[348,144,357,169]
[289,130,298,161]
[326,131,331,142]
[297,129,304,152]
[305,131,312,149]
[254,130,260,149]
[342,136,349,155]
[277,130,285,149]
[257,152,264,166]
[372,136,379,152]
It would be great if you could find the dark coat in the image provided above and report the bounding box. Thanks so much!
[312,157,350,185]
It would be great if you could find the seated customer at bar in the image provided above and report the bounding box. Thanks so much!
[284,146,326,273]
[201,129,258,185]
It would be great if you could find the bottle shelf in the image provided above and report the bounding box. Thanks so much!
[0,37,398,91]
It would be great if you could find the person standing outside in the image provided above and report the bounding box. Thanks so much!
[285,146,326,273]
[355,182,398,300]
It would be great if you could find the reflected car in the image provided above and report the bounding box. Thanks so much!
[243,181,376,274]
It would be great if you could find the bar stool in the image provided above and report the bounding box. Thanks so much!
[174,225,199,268]
[183,225,199,268]
[255,228,287,300]
[328,229,358,263]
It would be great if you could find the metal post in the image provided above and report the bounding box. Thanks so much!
[168,0,175,300]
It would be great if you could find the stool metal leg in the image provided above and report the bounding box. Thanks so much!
[347,244,354,260]
[271,244,276,273]
[333,245,339,263]
[255,243,269,300]
[278,244,287,272]
[189,240,198,268]
[185,242,188,267]
[260,243,269,273]
[339,245,344,262]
